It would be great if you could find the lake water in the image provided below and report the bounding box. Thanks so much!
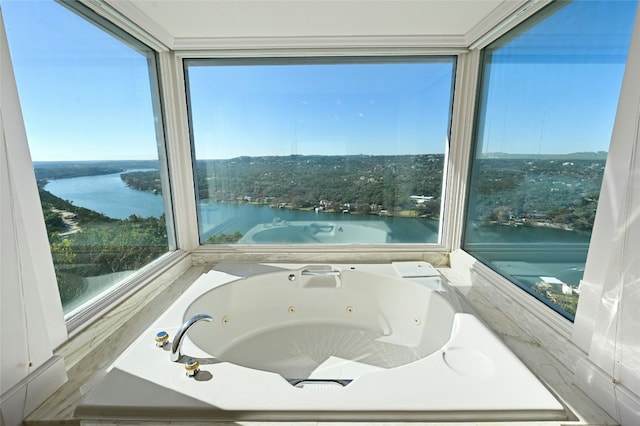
[45,172,166,219]
[44,171,441,243]
[44,171,591,246]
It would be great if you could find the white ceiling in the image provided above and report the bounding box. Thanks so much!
[105,0,525,49]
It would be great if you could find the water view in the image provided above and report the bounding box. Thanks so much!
[45,172,165,219]
[42,166,591,249]
[36,158,593,318]
[43,170,442,244]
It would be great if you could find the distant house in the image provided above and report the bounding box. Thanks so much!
[539,276,574,295]
[410,195,434,205]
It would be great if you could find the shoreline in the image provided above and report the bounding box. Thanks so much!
[51,208,81,236]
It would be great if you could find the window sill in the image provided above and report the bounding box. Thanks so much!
[191,243,451,266]
[448,249,574,338]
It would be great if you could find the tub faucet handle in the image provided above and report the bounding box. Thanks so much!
[171,313,213,362]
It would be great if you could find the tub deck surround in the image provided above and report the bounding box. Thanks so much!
[76,263,566,422]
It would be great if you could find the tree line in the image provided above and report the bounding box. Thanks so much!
[469,158,605,231]
[122,154,604,231]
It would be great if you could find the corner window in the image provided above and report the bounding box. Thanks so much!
[463,0,637,319]
[185,57,455,244]
[2,0,175,315]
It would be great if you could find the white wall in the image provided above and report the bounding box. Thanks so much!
[0,12,67,426]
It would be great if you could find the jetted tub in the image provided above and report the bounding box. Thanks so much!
[77,262,566,422]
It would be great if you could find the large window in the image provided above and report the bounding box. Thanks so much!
[185,57,455,245]
[2,1,174,315]
[464,0,637,319]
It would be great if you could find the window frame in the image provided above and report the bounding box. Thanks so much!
[3,0,181,333]
[170,49,469,257]
[6,0,588,340]
[61,2,180,332]
[461,0,636,322]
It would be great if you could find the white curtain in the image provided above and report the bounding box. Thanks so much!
[573,5,640,424]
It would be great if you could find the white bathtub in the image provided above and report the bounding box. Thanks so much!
[77,262,566,422]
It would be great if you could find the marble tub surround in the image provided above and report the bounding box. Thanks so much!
[25,258,615,425]
[24,260,209,425]
[443,250,617,425]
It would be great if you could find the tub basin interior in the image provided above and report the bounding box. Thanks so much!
[184,268,455,379]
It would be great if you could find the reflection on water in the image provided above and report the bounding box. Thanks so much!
[198,201,440,244]
[239,220,391,243]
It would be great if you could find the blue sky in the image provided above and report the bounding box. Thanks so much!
[186,60,455,158]
[2,0,637,161]
[2,0,159,161]
[477,0,637,156]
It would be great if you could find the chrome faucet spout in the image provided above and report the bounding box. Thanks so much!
[171,313,213,362]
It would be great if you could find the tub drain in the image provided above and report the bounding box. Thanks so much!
[287,378,352,388]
